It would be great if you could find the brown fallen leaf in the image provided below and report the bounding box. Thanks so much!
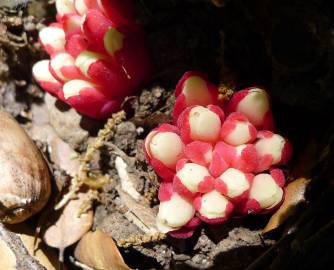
[49,136,80,177]
[263,178,310,233]
[42,192,93,261]
[7,223,62,270]
[74,230,131,270]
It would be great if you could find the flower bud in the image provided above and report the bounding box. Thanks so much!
[227,87,274,130]
[244,170,285,213]
[215,168,252,202]
[254,131,292,172]
[63,80,122,119]
[193,190,233,224]
[39,26,66,55]
[156,193,195,233]
[174,162,214,197]
[178,105,224,144]
[220,112,257,146]
[144,124,184,181]
[32,60,63,97]
[172,72,220,121]
[62,13,82,37]
[50,52,83,82]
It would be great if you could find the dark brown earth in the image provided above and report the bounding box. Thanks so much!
[1,0,334,269]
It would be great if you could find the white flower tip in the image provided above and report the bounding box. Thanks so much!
[255,133,285,164]
[63,79,94,99]
[223,121,253,146]
[74,0,88,15]
[157,193,194,231]
[219,168,250,198]
[148,131,184,169]
[56,0,76,17]
[198,190,230,219]
[32,60,59,83]
[177,163,210,193]
[39,27,66,53]
[249,173,283,209]
[189,106,221,142]
[75,50,103,77]
[237,88,270,127]
[50,53,75,81]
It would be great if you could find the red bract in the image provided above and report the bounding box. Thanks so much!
[33,0,152,119]
[144,72,293,238]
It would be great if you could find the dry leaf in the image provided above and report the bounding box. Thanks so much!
[42,192,93,260]
[49,136,80,176]
[74,230,131,270]
[7,223,62,270]
[263,178,310,233]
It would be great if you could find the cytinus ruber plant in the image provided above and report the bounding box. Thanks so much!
[144,72,292,238]
[33,0,151,119]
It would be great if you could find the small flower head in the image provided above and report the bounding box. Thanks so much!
[143,72,293,237]
[33,0,152,119]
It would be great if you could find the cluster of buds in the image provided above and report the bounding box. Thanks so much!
[145,72,292,238]
[33,0,151,119]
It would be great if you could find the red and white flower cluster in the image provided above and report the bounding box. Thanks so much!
[144,72,292,238]
[33,0,151,119]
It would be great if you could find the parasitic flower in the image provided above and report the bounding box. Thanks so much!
[33,0,151,119]
[146,71,293,238]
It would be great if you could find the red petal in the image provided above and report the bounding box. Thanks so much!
[65,34,89,57]
[184,141,212,166]
[158,182,173,202]
[209,152,229,177]
[270,169,286,187]
[232,145,259,173]
[197,176,215,193]
[173,176,196,198]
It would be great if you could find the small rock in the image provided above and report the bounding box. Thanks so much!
[45,93,101,151]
